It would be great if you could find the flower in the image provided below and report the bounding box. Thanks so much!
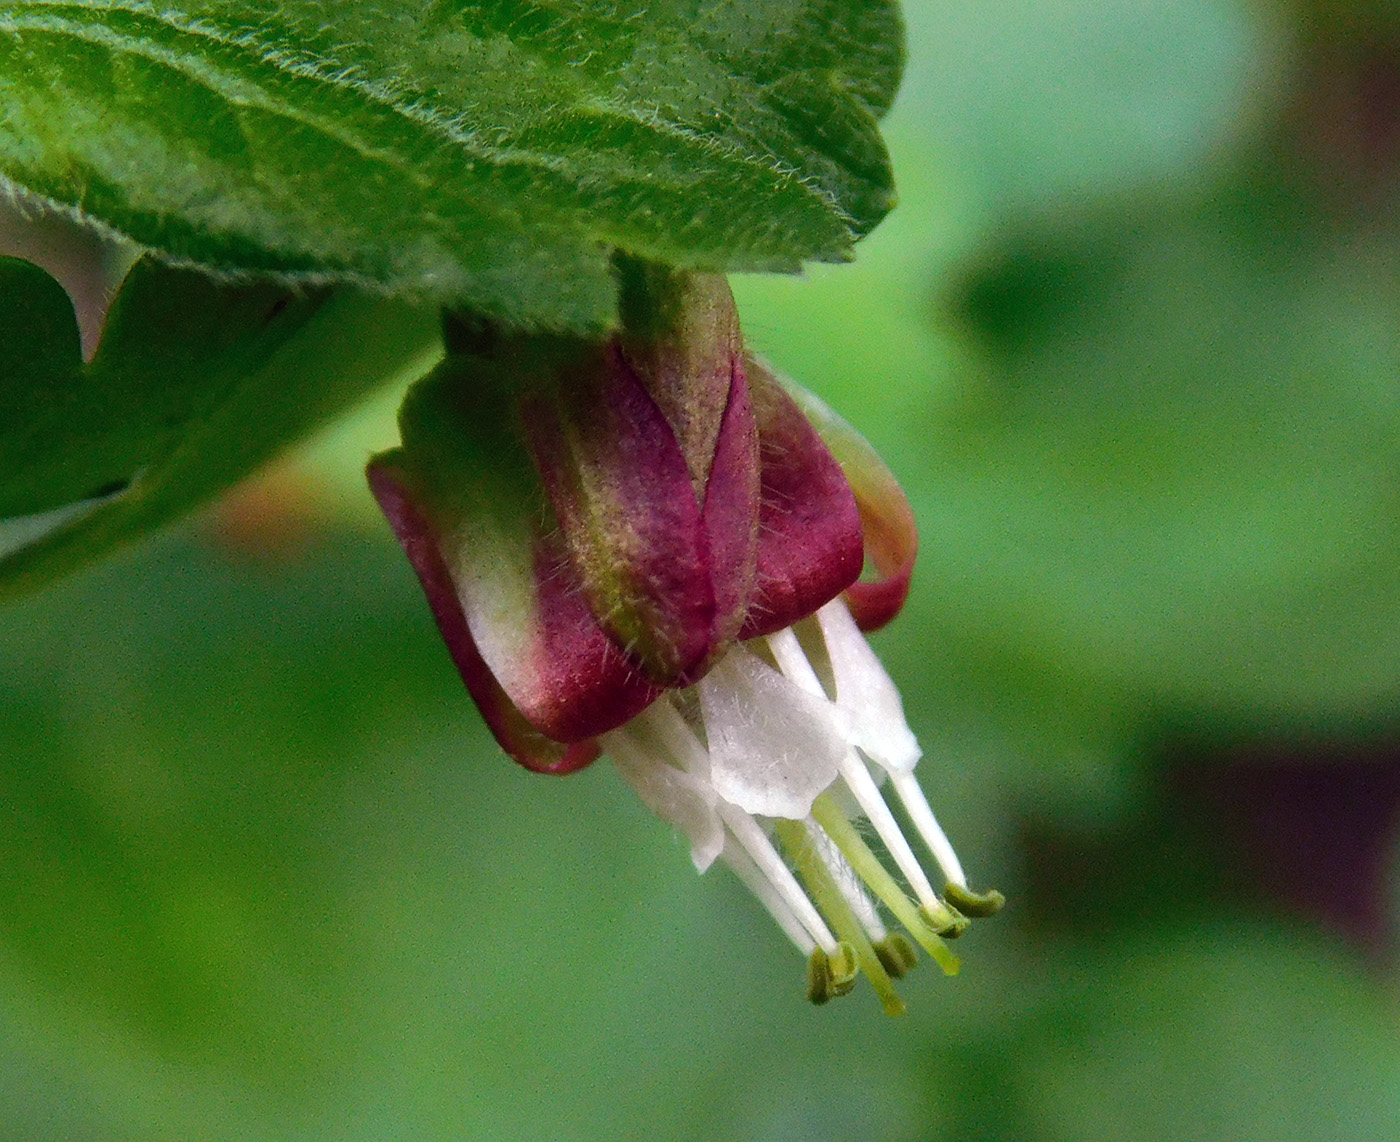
[368,260,1001,1013]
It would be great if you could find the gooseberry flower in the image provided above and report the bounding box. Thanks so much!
[368,261,1001,1013]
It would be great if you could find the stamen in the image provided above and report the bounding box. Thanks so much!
[806,817,888,942]
[638,696,711,776]
[945,882,1006,918]
[775,819,906,1016]
[920,900,971,940]
[837,751,941,906]
[811,794,961,976]
[603,608,1000,1012]
[767,626,943,911]
[718,803,839,956]
[806,943,858,1004]
[873,933,919,979]
[719,836,816,954]
[607,712,840,954]
[765,626,827,696]
[806,950,833,1005]
[890,770,969,890]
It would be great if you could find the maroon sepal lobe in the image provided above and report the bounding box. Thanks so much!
[524,347,714,686]
[763,357,919,631]
[697,359,760,648]
[370,458,630,773]
[521,273,759,686]
[739,362,865,639]
[514,524,665,742]
[844,468,918,632]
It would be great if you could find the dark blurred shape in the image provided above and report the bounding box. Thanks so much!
[1173,742,1400,958]
[1018,795,1221,942]
[945,238,1114,352]
[1020,738,1400,961]
[1283,12,1400,211]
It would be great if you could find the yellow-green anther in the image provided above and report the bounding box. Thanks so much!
[829,942,859,995]
[807,943,857,1004]
[920,901,971,940]
[806,948,833,1005]
[874,934,918,979]
[776,819,906,1017]
[811,794,961,975]
[946,882,1006,918]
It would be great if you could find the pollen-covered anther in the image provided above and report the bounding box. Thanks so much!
[921,901,972,940]
[873,933,919,980]
[807,942,859,1004]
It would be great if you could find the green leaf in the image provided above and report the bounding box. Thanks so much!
[0,0,902,331]
[0,255,437,597]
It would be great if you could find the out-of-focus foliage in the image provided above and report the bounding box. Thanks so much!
[7,1,1400,1139]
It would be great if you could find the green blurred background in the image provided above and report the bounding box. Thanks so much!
[7,1,1400,1137]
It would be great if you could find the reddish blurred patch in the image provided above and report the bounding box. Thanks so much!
[1172,742,1400,959]
[202,462,327,563]
[1285,24,1400,210]
[1018,738,1400,962]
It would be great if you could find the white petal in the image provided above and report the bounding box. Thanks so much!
[697,647,847,820]
[816,599,921,773]
[606,732,725,872]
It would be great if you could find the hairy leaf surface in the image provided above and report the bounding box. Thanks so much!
[0,0,903,328]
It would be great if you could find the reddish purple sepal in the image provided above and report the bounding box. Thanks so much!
[698,358,761,647]
[765,359,919,631]
[522,268,763,687]
[369,268,920,778]
[512,524,665,742]
[523,324,760,687]
[739,364,865,639]
[369,459,653,773]
[844,467,918,632]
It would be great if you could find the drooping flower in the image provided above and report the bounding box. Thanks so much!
[368,260,1001,1013]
